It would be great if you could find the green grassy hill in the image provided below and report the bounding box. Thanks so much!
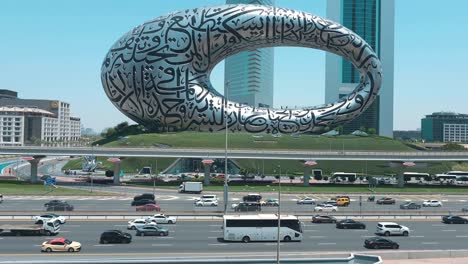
[64,133,441,175]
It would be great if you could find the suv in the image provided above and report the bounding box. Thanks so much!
[100,230,132,244]
[376,197,396,205]
[195,195,218,202]
[133,193,155,201]
[234,202,261,212]
[422,200,442,207]
[375,222,409,236]
[243,194,262,202]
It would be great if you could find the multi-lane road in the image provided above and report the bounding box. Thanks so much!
[0,220,468,255]
[1,190,468,214]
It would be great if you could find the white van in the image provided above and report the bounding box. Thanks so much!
[195,194,218,202]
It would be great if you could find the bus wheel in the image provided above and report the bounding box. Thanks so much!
[242,236,250,243]
[283,236,291,242]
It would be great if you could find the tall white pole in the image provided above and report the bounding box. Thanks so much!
[276,165,281,264]
[224,80,229,214]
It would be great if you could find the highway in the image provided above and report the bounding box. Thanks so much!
[1,146,468,161]
[2,192,468,214]
[0,220,467,255]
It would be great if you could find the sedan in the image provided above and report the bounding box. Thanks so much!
[47,202,74,211]
[399,202,421,210]
[136,204,161,212]
[376,197,395,205]
[195,199,218,207]
[135,225,169,236]
[364,237,399,249]
[442,215,468,224]
[296,197,316,205]
[131,199,156,206]
[312,215,337,223]
[41,238,81,253]
[314,204,338,212]
[44,200,66,207]
[33,213,66,224]
[127,218,157,230]
[336,219,366,229]
[261,199,279,206]
[146,214,177,224]
[423,200,442,207]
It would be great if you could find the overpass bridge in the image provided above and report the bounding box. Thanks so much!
[1,146,468,185]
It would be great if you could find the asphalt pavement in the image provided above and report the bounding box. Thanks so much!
[0,220,468,255]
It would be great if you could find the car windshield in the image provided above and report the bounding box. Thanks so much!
[65,239,72,244]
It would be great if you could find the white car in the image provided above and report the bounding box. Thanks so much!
[194,195,218,203]
[195,199,218,207]
[146,214,177,224]
[314,204,338,212]
[375,222,410,236]
[422,200,443,207]
[127,218,157,230]
[297,197,316,205]
[33,213,66,224]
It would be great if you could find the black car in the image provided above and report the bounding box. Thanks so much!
[46,201,74,211]
[442,215,468,224]
[364,237,399,249]
[243,194,262,202]
[400,202,421,210]
[234,202,261,212]
[133,193,155,201]
[131,199,156,206]
[312,215,336,223]
[100,230,132,244]
[336,219,366,229]
[44,200,66,207]
[135,226,169,236]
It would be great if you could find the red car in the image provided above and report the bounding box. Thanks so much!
[136,204,161,211]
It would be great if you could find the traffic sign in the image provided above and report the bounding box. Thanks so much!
[45,177,56,185]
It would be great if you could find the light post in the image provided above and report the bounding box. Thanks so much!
[276,164,281,264]
[223,80,230,214]
[152,159,158,196]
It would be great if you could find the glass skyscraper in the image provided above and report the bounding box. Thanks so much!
[224,0,275,108]
[325,0,394,137]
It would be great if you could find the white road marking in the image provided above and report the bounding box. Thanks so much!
[207,237,218,239]
[113,225,127,227]
[459,200,467,202]
[93,244,114,247]
[66,225,80,227]
[151,244,172,246]
[421,242,439,245]
[360,235,374,238]
[442,230,456,232]
[410,236,425,238]
[208,225,220,227]
[431,224,445,227]
[209,230,222,232]
[309,236,325,238]
[456,235,468,238]
[231,198,240,201]
[163,196,178,201]
[318,243,336,245]
[352,230,368,232]
[208,243,227,246]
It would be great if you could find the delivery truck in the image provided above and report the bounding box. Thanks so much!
[0,220,60,236]
[178,182,203,193]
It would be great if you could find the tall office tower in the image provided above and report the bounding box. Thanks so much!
[224,0,275,108]
[325,0,394,136]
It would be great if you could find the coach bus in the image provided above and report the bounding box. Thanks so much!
[223,214,303,243]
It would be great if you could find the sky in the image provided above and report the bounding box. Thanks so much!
[0,0,467,132]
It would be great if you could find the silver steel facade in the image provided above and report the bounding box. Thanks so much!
[101,5,382,134]
[325,0,394,137]
[224,0,274,108]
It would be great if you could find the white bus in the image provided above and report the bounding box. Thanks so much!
[445,171,468,177]
[331,172,357,182]
[403,172,430,181]
[223,214,303,243]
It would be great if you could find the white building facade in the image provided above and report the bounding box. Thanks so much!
[443,124,468,143]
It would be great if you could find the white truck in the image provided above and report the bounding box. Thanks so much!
[178,182,203,193]
[0,221,60,236]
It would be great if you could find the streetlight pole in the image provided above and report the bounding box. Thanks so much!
[224,80,230,214]
[276,164,281,264]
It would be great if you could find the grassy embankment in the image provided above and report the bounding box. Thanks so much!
[63,132,466,176]
[0,180,114,195]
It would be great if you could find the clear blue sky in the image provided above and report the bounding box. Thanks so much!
[1,0,467,132]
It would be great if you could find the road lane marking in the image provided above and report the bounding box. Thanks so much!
[207,237,218,239]
[410,236,425,238]
[318,243,336,245]
[208,225,220,227]
[66,225,80,227]
[432,224,445,226]
[113,225,127,227]
[442,230,456,232]
[456,235,468,238]
[208,244,227,246]
[151,244,172,246]
[209,230,222,232]
[93,244,114,247]
[352,230,368,232]
[421,242,439,244]
[309,236,325,238]
[361,235,374,238]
